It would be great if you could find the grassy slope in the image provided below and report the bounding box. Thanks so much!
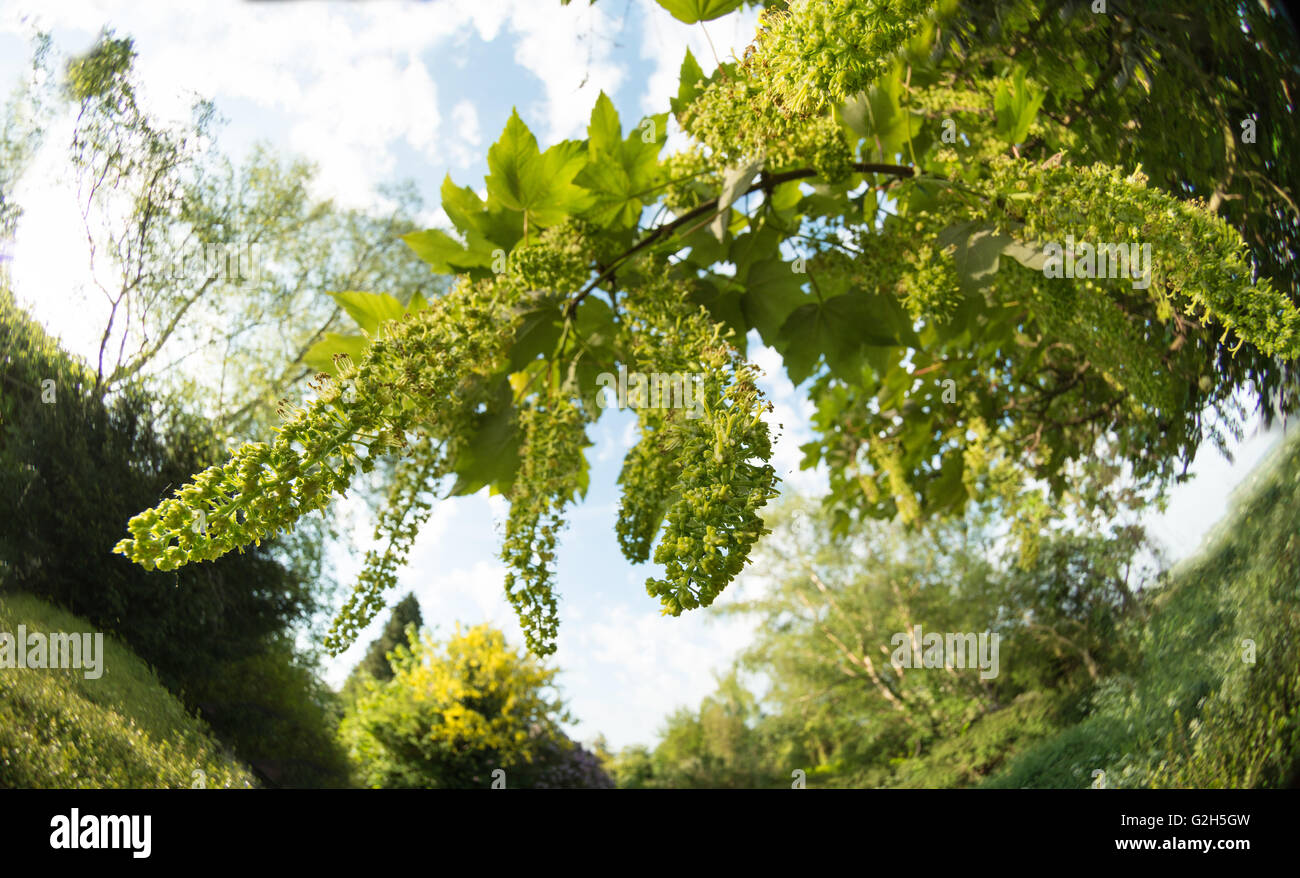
[0,591,257,788]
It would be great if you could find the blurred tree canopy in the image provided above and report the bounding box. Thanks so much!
[354,592,424,684]
[617,430,1300,789]
[26,30,442,442]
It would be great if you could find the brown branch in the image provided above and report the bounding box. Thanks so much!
[107,273,218,388]
[563,161,915,317]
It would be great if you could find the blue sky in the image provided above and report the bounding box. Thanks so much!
[0,0,1285,751]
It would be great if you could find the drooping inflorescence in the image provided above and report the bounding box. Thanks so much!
[615,269,780,616]
[116,276,519,645]
[983,158,1300,359]
[501,397,592,656]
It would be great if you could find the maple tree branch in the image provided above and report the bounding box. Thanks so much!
[564,161,915,317]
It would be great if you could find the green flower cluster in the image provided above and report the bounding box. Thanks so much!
[681,0,933,172]
[661,147,721,214]
[507,219,594,294]
[501,397,591,656]
[898,240,962,321]
[616,428,672,564]
[1019,267,1181,414]
[325,434,447,654]
[907,83,1011,163]
[805,115,857,184]
[851,221,963,321]
[747,0,936,117]
[614,271,780,616]
[869,438,921,526]
[113,387,365,573]
[986,157,1300,359]
[682,76,855,179]
[615,288,709,563]
[648,345,779,615]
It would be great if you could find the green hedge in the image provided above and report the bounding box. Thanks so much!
[0,286,350,787]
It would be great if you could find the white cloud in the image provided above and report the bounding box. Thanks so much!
[557,592,759,747]
[415,559,517,634]
[446,99,483,168]
[504,0,627,143]
[0,0,635,209]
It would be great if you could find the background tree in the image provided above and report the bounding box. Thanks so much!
[639,671,780,789]
[0,26,480,639]
[629,441,1300,790]
[0,34,53,247]
[610,744,659,789]
[992,428,1300,789]
[655,495,1156,788]
[341,592,423,702]
[54,30,439,441]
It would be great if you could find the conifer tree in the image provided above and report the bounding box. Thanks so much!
[354,593,423,683]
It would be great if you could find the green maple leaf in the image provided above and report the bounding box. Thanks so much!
[486,109,592,230]
[576,93,665,229]
[653,0,744,24]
